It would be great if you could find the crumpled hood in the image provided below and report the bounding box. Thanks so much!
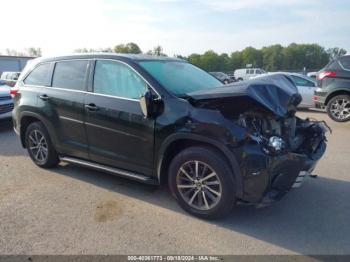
[187,74,302,117]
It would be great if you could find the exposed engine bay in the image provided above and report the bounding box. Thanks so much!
[238,110,330,157]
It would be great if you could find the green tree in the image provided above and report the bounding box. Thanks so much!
[327,47,347,60]
[261,44,283,71]
[147,45,166,56]
[241,47,263,68]
[229,51,243,71]
[114,42,142,54]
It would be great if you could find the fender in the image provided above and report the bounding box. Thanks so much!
[325,88,350,104]
[156,133,243,199]
[19,111,60,149]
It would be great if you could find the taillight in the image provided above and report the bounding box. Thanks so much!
[317,71,336,80]
[10,87,19,98]
[312,96,318,101]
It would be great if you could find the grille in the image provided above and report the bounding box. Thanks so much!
[0,103,14,114]
[0,96,11,101]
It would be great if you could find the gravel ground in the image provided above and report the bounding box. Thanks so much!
[0,110,349,255]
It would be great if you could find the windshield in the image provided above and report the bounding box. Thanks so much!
[139,61,222,95]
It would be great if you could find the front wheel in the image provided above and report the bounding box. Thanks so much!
[25,121,59,168]
[168,147,236,219]
[327,95,350,122]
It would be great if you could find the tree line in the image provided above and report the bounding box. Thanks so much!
[75,42,346,72]
[1,43,346,72]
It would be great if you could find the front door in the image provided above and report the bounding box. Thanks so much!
[85,59,155,176]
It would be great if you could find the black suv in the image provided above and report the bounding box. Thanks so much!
[12,54,327,219]
[314,55,350,122]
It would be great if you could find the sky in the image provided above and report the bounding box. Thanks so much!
[1,0,349,56]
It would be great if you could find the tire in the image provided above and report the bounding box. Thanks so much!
[168,146,236,219]
[326,95,350,122]
[25,121,59,168]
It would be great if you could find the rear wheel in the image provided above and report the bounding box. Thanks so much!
[327,95,350,122]
[25,122,59,168]
[168,146,236,219]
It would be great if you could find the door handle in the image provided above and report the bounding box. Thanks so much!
[39,94,49,101]
[85,103,99,111]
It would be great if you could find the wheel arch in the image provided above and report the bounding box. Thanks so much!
[156,133,243,198]
[325,89,350,105]
[19,112,55,148]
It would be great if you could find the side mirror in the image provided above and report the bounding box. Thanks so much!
[140,90,154,118]
[140,89,163,118]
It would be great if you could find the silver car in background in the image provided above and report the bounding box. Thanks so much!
[255,72,316,108]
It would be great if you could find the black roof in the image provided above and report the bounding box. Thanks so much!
[36,53,185,63]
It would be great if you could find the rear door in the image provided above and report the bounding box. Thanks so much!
[291,75,315,107]
[38,59,90,159]
[85,59,155,176]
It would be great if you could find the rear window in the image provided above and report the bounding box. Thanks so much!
[24,63,52,86]
[339,57,350,70]
[52,60,88,91]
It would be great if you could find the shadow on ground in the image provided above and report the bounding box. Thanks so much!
[0,119,26,156]
[52,162,350,255]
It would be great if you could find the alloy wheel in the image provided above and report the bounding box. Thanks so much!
[28,130,49,164]
[176,160,222,211]
[330,98,350,121]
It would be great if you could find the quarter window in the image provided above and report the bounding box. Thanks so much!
[340,57,350,70]
[24,63,51,86]
[52,60,88,90]
[93,60,147,99]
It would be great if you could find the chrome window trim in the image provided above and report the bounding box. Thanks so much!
[93,58,161,100]
[22,57,162,102]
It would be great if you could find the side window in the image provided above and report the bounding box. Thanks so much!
[93,60,147,99]
[24,63,51,86]
[246,69,249,74]
[256,69,261,74]
[291,76,314,87]
[339,57,350,70]
[52,60,88,91]
[249,69,255,74]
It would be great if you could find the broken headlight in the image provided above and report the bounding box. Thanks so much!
[266,136,285,154]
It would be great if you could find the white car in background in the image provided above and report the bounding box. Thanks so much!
[234,68,266,81]
[255,72,317,109]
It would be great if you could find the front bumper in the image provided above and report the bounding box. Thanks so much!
[234,139,326,205]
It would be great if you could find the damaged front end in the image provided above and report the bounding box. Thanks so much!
[186,74,329,206]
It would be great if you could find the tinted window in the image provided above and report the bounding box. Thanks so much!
[52,60,88,90]
[249,69,255,74]
[291,75,315,87]
[139,61,222,95]
[24,63,51,86]
[339,57,350,70]
[94,60,147,99]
